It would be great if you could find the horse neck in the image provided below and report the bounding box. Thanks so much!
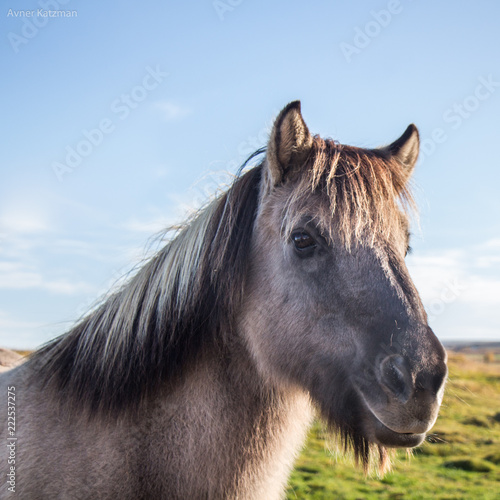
[150,336,313,499]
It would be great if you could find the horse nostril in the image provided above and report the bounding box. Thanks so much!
[379,355,412,403]
[432,371,445,394]
[418,362,448,396]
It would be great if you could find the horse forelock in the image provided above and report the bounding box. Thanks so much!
[31,164,263,417]
[281,136,416,249]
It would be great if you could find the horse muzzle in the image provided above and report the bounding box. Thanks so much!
[355,351,448,448]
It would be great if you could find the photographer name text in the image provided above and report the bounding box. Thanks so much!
[7,9,77,18]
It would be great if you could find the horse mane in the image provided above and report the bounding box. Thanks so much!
[31,155,264,416]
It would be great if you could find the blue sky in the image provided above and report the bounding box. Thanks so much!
[1,0,499,349]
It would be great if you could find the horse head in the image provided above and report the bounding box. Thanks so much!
[240,101,447,466]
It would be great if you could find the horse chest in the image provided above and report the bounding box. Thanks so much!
[143,366,314,499]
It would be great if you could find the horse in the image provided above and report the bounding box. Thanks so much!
[0,101,447,499]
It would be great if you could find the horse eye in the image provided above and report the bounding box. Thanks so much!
[291,231,316,252]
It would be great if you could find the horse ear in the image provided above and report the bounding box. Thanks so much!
[266,101,313,186]
[385,124,420,179]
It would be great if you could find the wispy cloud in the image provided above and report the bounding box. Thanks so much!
[0,262,94,295]
[151,165,171,179]
[121,215,174,234]
[0,310,63,350]
[407,249,467,304]
[407,238,500,339]
[0,207,52,234]
[460,276,500,306]
[0,310,42,331]
[408,239,500,302]
[153,100,191,121]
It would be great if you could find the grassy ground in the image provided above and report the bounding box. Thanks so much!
[286,352,500,499]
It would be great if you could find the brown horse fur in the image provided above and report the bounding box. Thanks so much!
[0,102,447,499]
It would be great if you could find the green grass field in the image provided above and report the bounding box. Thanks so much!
[286,352,500,499]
